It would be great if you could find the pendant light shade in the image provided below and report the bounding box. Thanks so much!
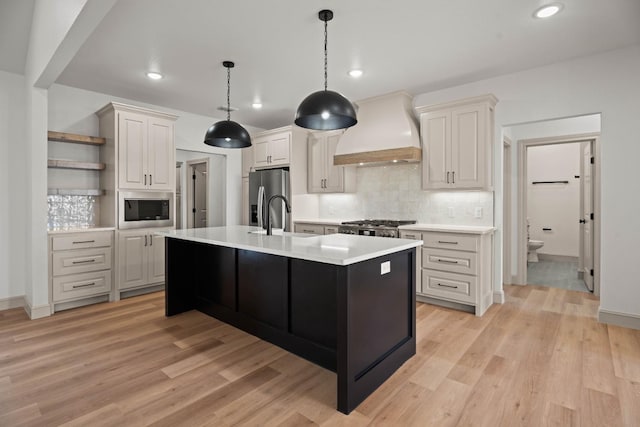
[204,61,251,148]
[294,10,357,131]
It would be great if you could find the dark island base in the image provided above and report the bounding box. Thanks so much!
[165,238,416,414]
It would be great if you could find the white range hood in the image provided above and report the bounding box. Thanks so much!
[333,91,421,166]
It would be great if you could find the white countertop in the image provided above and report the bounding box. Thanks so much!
[48,226,116,234]
[157,226,422,266]
[398,223,496,234]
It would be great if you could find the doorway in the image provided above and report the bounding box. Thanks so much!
[186,158,209,229]
[516,134,600,295]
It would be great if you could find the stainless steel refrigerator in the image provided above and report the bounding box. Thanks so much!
[249,168,291,230]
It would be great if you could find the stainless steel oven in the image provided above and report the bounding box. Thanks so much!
[118,191,173,229]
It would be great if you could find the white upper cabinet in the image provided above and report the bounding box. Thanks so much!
[417,94,496,190]
[98,102,178,192]
[307,131,355,193]
[252,129,291,168]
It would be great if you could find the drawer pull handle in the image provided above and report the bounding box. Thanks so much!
[72,240,95,244]
[303,229,315,233]
[72,282,96,289]
[437,240,458,244]
[404,234,416,239]
[437,283,458,289]
[437,258,459,264]
[72,259,96,264]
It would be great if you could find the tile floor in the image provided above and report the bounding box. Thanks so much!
[527,260,591,292]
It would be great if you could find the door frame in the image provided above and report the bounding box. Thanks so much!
[186,158,210,229]
[516,132,601,296]
[503,136,512,285]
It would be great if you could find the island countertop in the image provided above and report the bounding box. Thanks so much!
[157,226,422,266]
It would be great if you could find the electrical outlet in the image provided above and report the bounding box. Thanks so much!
[448,207,454,218]
[474,207,483,218]
[381,261,391,275]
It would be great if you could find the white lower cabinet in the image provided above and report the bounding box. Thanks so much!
[49,230,114,310]
[294,222,340,235]
[117,228,169,291]
[401,228,493,316]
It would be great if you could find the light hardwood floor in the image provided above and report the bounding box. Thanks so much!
[1,286,639,426]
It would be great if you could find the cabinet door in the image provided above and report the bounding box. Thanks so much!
[323,133,344,192]
[147,118,174,190]
[307,134,326,193]
[118,231,148,290]
[118,112,148,189]
[269,133,291,166]
[253,137,270,167]
[451,104,485,189]
[421,111,451,189]
[148,233,166,284]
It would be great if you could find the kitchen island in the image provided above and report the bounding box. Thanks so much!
[158,226,422,414]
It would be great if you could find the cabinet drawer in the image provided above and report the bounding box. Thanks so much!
[294,224,325,235]
[52,247,112,277]
[52,231,113,251]
[399,231,422,240]
[53,270,111,302]
[421,269,476,304]
[422,248,477,276]
[422,232,478,252]
[324,226,339,235]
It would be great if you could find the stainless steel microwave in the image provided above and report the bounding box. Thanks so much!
[118,191,173,229]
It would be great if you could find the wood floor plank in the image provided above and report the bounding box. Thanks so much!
[1,286,639,426]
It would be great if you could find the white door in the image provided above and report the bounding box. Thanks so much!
[118,231,148,290]
[451,104,485,189]
[307,134,326,192]
[187,161,208,228]
[582,142,594,291]
[421,112,450,189]
[269,133,291,165]
[148,233,166,284]
[147,118,174,190]
[118,112,147,189]
[324,133,344,192]
[253,138,270,167]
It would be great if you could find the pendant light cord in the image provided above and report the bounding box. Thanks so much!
[324,18,328,91]
[226,66,231,121]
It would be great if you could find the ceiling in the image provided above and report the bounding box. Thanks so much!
[3,0,640,129]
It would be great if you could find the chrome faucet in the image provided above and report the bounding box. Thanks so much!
[266,195,291,236]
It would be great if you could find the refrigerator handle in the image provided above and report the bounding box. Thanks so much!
[257,186,265,229]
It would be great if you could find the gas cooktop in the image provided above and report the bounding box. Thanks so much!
[338,219,417,238]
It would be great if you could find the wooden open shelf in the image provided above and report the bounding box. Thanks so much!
[48,188,105,196]
[48,131,106,146]
[48,159,106,171]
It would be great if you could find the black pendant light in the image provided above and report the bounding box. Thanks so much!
[295,9,357,131]
[204,61,251,148]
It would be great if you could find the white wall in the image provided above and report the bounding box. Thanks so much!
[0,71,27,301]
[527,143,581,257]
[414,44,640,317]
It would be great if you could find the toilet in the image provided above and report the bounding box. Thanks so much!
[528,239,544,262]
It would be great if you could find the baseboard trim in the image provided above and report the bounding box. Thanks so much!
[25,300,52,319]
[54,295,110,313]
[120,283,165,299]
[598,308,640,331]
[538,254,579,263]
[0,295,25,311]
[493,290,505,304]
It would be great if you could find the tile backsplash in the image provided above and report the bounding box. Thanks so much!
[48,195,98,230]
[317,163,493,226]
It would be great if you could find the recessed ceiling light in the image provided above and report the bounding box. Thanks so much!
[252,102,263,109]
[348,69,364,78]
[146,71,163,80]
[533,3,563,19]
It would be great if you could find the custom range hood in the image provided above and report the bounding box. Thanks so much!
[333,91,421,166]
